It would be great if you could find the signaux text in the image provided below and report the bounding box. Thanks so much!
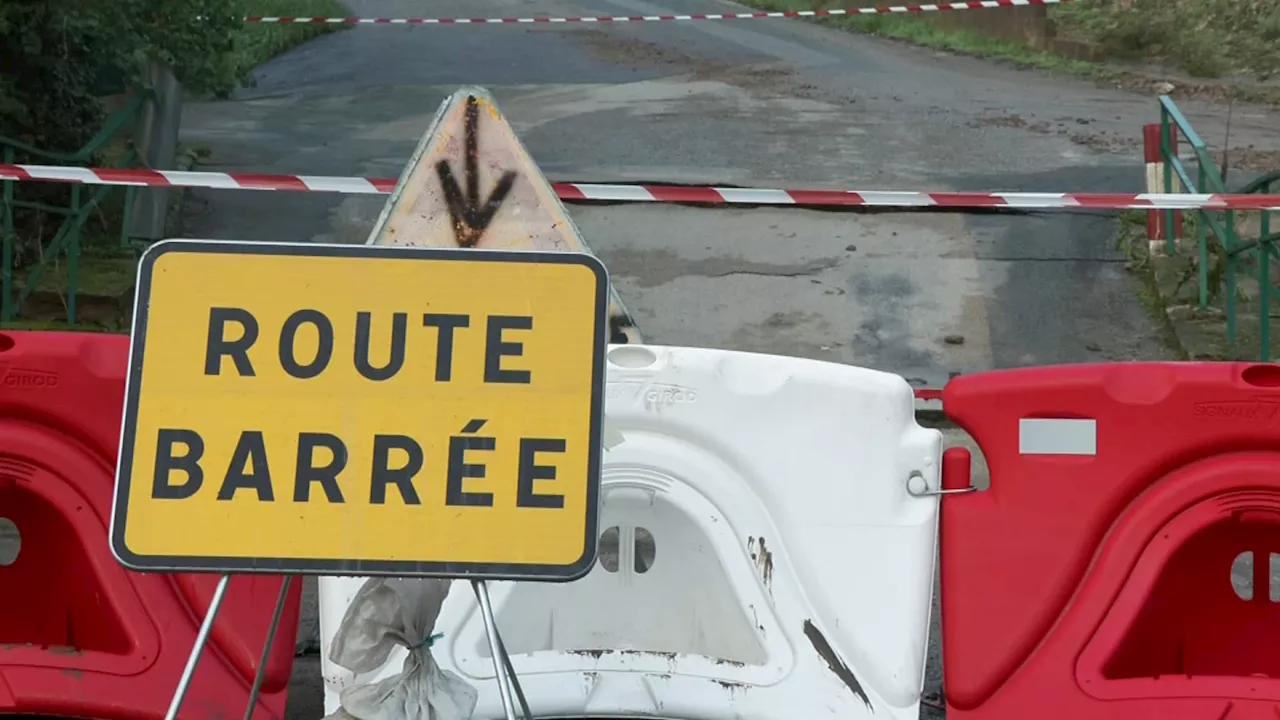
[152,307,567,510]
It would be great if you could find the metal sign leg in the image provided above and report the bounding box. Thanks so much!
[472,579,531,720]
[494,623,533,720]
[243,575,294,720]
[165,573,233,720]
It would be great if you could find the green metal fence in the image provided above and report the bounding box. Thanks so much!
[1158,95,1280,361]
[0,91,150,325]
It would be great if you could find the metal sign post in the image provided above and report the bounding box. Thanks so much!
[159,575,295,720]
[474,580,533,720]
[243,576,296,720]
[117,87,614,720]
[162,576,527,720]
[162,574,230,720]
[111,238,607,720]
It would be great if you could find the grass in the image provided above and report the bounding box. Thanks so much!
[1112,210,1193,360]
[1051,0,1280,81]
[736,0,1105,75]
[7,245,138,332]
[849,14,1096,73]
[0,320,123,333]
[28,250,137,297]
[231,0,352,77]
[736,0,1280,103]
[1121,203,1280,362]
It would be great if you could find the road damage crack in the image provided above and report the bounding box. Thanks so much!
[706,266,837,279]
[598,248,839,287]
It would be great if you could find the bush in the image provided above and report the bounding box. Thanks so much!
[1054,0,1280,79]
[0,1,255,290]
[0,0,248,152]
[0,0,347,322]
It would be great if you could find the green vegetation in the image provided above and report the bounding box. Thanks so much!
[19,253,136,332]
[0,245,136,333]
[844,13,1093,73]
[739,0,1099,74]
[29,252,137,298]
[1116,97,1280,363]
[233,0,351,83]
[3,1,236,154]
[0,321,120,332]
[0,0,348,151]
[738,0,1280,87]
[1054,0,1280,80]
[0,0,345,330]
[1111,210,1192,360]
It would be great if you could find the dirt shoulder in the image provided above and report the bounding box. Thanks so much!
[733,0,1280,106]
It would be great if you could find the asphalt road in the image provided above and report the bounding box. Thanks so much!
[184,0,1279,380]
[177,0,1280,717]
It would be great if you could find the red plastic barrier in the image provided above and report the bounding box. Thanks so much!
[0,331,302,720]
[940,362,1280,720]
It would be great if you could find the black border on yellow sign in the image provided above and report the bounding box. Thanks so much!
[110,239,609,582]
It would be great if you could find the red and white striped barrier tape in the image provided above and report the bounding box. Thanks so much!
[5,164,1280,210]
[243,0,1068,25]
[0,160,958,403]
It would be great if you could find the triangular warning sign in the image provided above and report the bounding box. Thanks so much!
[365,86,641,344]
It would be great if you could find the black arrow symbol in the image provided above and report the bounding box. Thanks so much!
[435,95,519,248]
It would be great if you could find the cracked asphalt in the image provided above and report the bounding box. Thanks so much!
[172,0,1280,717]
[181,0,1280,384]
[182,1,1280,382]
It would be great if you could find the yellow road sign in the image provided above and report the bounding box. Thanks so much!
[365,85,642,344]
[111,239,608,580]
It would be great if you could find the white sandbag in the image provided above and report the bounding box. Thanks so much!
[323,577,477,720]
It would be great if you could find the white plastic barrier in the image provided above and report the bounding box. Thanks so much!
[320,345,943,720]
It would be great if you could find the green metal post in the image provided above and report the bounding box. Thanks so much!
[1224,207,1237,359]
[1160,111,1177,257]
[1,147,12,323]
[1261,245,1271,362]
[130,61,183,243]
[1197,164,1209,311]
[1263,182,1273,362]
[121,186,138,249]
[67,186,80,324]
